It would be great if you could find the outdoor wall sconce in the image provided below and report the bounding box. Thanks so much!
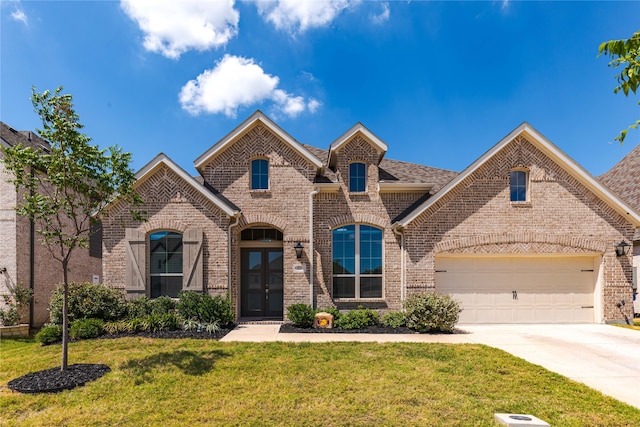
[294,242,304,259]
[615,240,631,257]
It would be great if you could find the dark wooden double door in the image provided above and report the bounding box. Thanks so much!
[241,248,283,318]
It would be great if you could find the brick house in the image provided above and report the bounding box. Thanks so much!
[599,144,640,314]
[101,111,639,323]
[0,122,103,327]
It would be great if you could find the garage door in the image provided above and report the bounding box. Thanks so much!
[435,256,596,324]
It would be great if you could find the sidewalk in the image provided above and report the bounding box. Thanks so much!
[220,324,475,344]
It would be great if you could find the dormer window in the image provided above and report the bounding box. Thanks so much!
[251,158,269,190]
[349,162,366,192]
[510,169,528,202]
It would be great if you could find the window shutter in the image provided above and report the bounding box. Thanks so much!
[183,228,204,292]
[125,228,146,292]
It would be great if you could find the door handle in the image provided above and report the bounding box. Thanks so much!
[512,290,518,300]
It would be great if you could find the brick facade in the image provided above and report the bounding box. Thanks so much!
[404,136,635,321]
[1,151,102,327]
[101,113,638,323]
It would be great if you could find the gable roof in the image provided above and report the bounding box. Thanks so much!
[136,153,239,216]
[0,121,51,153]
[303,143,458,190]
[394,122,640,228]
[194,110,323,172]
[328,123,388,169]
[598,144,640,214]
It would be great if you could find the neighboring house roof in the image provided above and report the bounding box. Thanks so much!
[194,110,324,172]
[599,144,640,213]
[0,121,51,153]
[598,144,640,241]
[394,122,640,228]
[327,123,388,169]
[136,153,240,217]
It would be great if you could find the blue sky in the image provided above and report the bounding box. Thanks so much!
[1,1,639,176]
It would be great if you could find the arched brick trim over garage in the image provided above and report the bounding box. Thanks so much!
[434,233,607,255]
[328,213,388,230]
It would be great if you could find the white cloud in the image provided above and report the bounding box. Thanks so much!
[11,8,27,25]
[120,0,239,59]
[371,2,389,25]
[256,0,354,34]
[179,54,320,118]
[6,0,28,25]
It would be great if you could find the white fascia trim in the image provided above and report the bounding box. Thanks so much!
[328,123,388,167]
[378,182,433,193]
[194,110,323,171]
[396,122,640,228]
[137,153,239,217]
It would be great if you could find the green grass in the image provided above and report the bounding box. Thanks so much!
[1,337,639,426]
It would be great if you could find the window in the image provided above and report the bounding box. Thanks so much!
[510,170,528,202]
[349,162,366,192]
[89,220,102,258]
[332,224,383,298]
[251,158,269,190]
[149,231,183,298]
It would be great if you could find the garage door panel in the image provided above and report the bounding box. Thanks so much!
[435,256,596,324]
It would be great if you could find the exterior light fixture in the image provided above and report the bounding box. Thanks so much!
[294,242,304,259]
[615,241,631,257]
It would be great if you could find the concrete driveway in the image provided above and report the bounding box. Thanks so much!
[461,324,640,409]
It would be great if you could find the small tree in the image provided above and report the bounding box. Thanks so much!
[2,86,143,370]
[599,30,640,143]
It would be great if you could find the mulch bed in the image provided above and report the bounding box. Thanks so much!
[97,327,234,341]
[7,364,111,394]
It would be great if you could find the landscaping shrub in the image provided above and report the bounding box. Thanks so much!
[70,318,104,340]
[125,297,154,319]
[103,320,128,335]
[177,291,234,325]
[49,282,127,324]
[150,296,177,315]
[403,293,461,333]
[125,296,177,319]
[35,324,62,345]
[286,304,315,328]
[140,313,179,332]
[381,311,407,328]
[333,307,379,330]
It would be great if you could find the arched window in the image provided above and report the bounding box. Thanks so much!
[510,169,528,202]
[251,158,269,190]
[349,162,366,192]
[332,224,383,298]
[149,231,183,298]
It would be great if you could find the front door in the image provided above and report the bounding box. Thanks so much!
[241,248,284,318]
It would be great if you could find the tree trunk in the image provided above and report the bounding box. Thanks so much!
[61,263,69,371]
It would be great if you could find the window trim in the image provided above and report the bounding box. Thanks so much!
[149,230,183,298]
[250,157,269,191]
[509,168,529,203]
[348,162,367,193]
[332,223,384,300]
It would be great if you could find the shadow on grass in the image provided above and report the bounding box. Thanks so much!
[120,349,229,384]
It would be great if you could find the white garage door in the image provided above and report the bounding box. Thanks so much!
[435,256,597,324]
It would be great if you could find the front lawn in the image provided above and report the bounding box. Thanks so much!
[1,337,639,426]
